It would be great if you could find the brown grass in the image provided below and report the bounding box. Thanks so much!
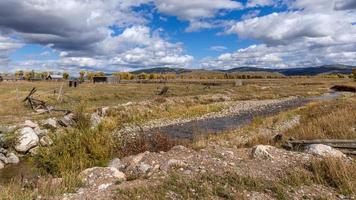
[285,97,356,140]
[1,77,352,124]
[115,132,189,158]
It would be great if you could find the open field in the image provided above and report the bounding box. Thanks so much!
[0,77,355,199]
[0,77,353,124]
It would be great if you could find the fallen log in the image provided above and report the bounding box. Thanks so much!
[290,139,356,144]
[338,149,356,156]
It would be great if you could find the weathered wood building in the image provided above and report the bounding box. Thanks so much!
[46,74,64,81]
[93,76,119,84]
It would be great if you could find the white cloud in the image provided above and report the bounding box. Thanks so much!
[209,46,228,52]
[204,0,356,69]
[246,0,278,8]
[0,36,23,70]
[9,25,193,73]
[153,0,242,20]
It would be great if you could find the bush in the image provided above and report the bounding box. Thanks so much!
[33,127,114,176]
[32,103,114,176]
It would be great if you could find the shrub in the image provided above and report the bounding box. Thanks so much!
[32,127,114,176]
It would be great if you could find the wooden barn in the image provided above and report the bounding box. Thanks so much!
[93,76,119,84]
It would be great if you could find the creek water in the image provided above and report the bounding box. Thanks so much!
[147,91,347,139]
[0,91,347,183]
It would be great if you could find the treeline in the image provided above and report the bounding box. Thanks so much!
[10,70,70,80]
[6,69,356,81]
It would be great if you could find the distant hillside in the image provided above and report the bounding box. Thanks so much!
[130,65,354,76]
[224,64,355,76]
[131,67,192,74]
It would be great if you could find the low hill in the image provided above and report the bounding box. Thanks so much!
[131,67,192,74]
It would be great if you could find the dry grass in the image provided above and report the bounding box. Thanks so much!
[285,97,356,140]
[0,77,352,124]
[0,172,81,200]
[309,157,356,195]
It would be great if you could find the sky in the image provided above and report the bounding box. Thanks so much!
[0,0,355,73]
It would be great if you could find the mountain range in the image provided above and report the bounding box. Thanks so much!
[131,64,355,76]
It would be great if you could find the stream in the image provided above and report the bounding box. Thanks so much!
[147,91,347,139]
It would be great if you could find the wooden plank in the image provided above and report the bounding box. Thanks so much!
[290,139,356,144]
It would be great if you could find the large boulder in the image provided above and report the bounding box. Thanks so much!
[251,145,274,159]
[79,167,126,187]
[14,127,39,153]
[305,144,346,158]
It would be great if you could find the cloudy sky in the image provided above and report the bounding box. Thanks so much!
[0,0,355,73]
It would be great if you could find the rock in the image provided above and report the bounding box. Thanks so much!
[0,153,8,164]
[160,159,187,171]
[108,158,125,171]
[90,112,102,127]
[14,127,39,153]
[0,161,4,169]
[34,127,48,136]
[138,162,151,174]
[305,144,345,158]
[40,136,53,146]
[0,148,7,154]
[79,167,126,187]
[123,151,150,169]
[101,107,110,116]
[6,152,19,164]
[23,120,39,129]
[252,145,274,159]
[42,118,57,129]
[58,113,76,127]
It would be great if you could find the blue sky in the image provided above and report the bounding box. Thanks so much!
[0,0,355,73]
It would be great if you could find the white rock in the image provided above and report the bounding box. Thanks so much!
[58,113,76,127]
[23,120,39,129]
[34,127,48,136]
[101,107,110,116]
[79,167,126,187]
[124,151,149,169]
[40,136,53,146]
[42,118,57,129]
[0,161,4,169]
[90,112,102,127]
[252,145,274,159]
[138,162,151,173]
[6,152,19,164]
[108,158,125,170]
[15,127,39,153]
[305,144,345,158]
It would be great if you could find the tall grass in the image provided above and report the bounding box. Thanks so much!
[285,98,356,140]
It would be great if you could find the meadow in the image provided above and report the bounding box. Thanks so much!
[0,77,353,124]
[0,76,355,199]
